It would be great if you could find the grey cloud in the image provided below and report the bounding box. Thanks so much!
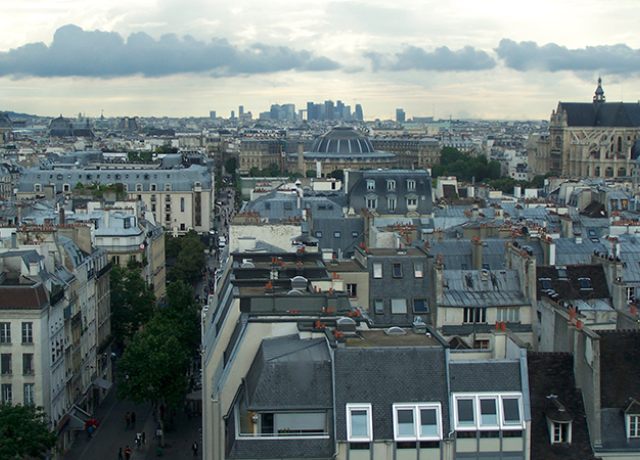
[495,39,640,74]
[0,24,341,78]
[365,45,496,72]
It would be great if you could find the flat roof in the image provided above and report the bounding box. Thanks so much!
[345,329,441,347]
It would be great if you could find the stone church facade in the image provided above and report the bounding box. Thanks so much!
[529,79,640,178]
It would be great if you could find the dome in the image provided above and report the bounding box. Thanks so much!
[311,127,374,155]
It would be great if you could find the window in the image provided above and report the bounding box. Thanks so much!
[579,278,592,290]
[393,263,403,278]
[407,180,416,190]
[22,323,33,344]
[352,231,359,238]
[552,422,571,444]
[136,184,142,192]
[1,354,11,375]
[365,197,377,209]
[23,353,34,375]
[414,263,423,278]
[23,383,34,405]
[393,404,442,441]
[391,298,407,314]
[0,323,9,343]
[629,415,640,438]
[387,197,397,212]
[151,183,157,191]
[387,180,396,191]
[315,231,323,238]
[181,197,185,212]
[413,299,428,313]
[373,263,382,279]
[347,284,357,298]
[165,214,171,222]
[334,231,341,238]
[1,384,11,405]
[497,308,520,323]
[347,404,372,442]
[453,393,524,431]
[539,278,551,290]
[374,299,384,315]
[556,266,567,279]
[164,183,171,191]
[463,308,486,323]
[407,197,417,207]
[366,180,375,190]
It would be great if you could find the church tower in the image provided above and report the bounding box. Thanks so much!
[593,77,606,103]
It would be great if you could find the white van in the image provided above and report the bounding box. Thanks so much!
[218,236,226,248]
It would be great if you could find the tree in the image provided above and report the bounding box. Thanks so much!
[116,315,190,408]
[161,281,201,359]
[110,266,156,345]
[328,169,344,180]
[0,404,58,460]
[168,230,206,284]
[224,157,237,176]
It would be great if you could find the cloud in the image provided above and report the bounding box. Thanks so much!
[364,45,496,72]
[495,39,640,74]
[0,24,341,78]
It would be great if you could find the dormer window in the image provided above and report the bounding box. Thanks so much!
[539,278,552,290]
[546,396,573,445]
[406,179,416,191]
[625,399,640,439]
[366,179,375,190]
[579,278,592,290]
[555,266,567,279]
[387,180,396,191]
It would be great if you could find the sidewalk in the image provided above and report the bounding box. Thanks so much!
[146,409,202,459]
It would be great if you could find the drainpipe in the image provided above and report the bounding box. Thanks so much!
[330,337,339,459]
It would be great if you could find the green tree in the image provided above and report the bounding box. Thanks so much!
[224,157,237,176]
[110,266,156,345]
[328,169,344,180]
[165,233,183,259]
[168,230,205,284]
[116,315,190,408]
[160,281,201,359]
[0,404,58,460]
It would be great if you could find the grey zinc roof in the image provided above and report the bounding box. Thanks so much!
[449,360,522,393]
[600,408,640,451]
[440,270,527,308]
[334,346,449,442]
[244,335,332,411]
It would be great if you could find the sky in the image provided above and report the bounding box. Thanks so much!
[2,0,640,121]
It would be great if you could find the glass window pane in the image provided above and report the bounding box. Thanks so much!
[480,399,498,425]
[391,299,407,314]
[397,409,414,437]
[420,409,438,436]
[503,398,520,423]
[413,299,428,313]
[457,399,475,424]
[351,410,369,438]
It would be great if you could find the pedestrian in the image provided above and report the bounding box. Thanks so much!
[124,446,131,460]
[131,411,136,427]
[142,431,146,444]
[118,447,123,460]
[192,441,198,456]
[135,432,141,448]
[125,412,130,428]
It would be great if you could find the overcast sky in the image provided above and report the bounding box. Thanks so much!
[2,0,640,120]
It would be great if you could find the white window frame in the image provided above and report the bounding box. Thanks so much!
[0,323,10,343]
[22,322,33,344]
[496,307,520,323]
[453,393,525,431]
[407,179,416,191]
[387,180,396,191]
[628,414,640,438]
[24,383,34,405]
[373,263,382,279]
[366,180,375,191]
[346,403,373,442]
[550,421,572,444]
[393,403,442,442]
[414,262,424,278]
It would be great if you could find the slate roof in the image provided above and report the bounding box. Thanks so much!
[0,281,49,309]
[527,353,597,460]
[599,330,640,409]
[440,270,527,308]
[334,346,449,441]
[244,335,332,410]
[558,101,640,127]
[536,264,610,302]
[449,360,522,393]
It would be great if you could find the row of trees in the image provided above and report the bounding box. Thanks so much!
[432,147,502,183]
[165,230,206,284]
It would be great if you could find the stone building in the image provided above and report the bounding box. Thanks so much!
[529,79,640,178]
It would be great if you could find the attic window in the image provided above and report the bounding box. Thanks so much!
[556,266,567,279]
[579,278,592,290]
[540,278,552,290]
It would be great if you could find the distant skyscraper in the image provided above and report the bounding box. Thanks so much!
[336,100,345,120]
[209,111,216,119]
[239,106,244,116]
[355,104,364,121]
[231,110,235,119]
[396,108,406,123]
[325,100,334,120]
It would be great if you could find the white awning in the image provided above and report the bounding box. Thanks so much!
[93,377,113,390]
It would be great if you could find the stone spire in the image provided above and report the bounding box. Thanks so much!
[593,77,605,103]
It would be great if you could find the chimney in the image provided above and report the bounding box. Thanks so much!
[561,215,573,238]
[540,236,556,265]
[59,207,65,225]
[297,141,305,175]
[472,236,483,270]
[434,255,444,303]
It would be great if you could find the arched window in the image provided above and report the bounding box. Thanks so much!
[619,167,627,177]
[605,167,614,177]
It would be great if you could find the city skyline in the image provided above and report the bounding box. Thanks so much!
[2,0,640,120]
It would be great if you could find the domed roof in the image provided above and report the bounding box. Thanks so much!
[311,127,374,154]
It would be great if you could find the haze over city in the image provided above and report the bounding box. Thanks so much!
[2,0,640,119]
